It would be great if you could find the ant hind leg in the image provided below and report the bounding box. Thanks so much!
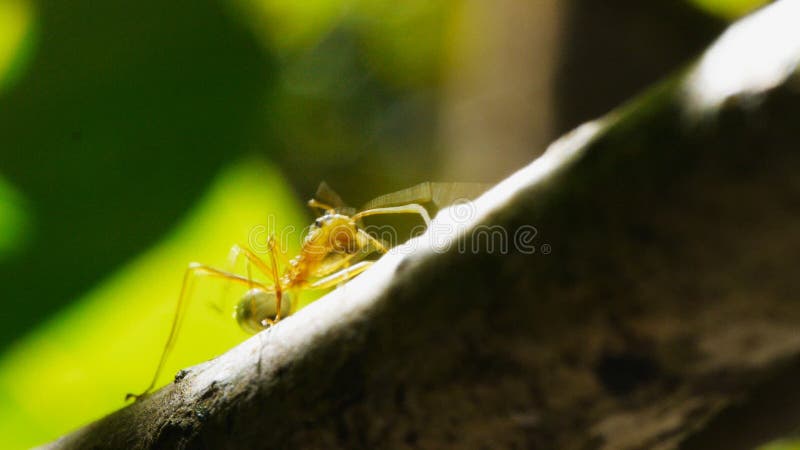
[125,264,270,401]
[309,261,374,290]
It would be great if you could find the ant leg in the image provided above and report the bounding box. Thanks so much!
[358,229,389,254]
[229,241,291,323]
[265,237,286,322]
[309,261,373,290]
[228,244,275,278]
[308,246,368,281]
[126,264,270,401]
[213,244,274,316]
[266,236,293,272]
[352,203,431,227]
[220,245,260,298]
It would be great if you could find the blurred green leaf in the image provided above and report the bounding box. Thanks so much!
[0,0,36,93]
[229,0,447,202]
[0,0,275,350]
[356,0,448,87]
[759,437,800,450]
[0,158,306,448]
[235,0,447,87]
[0,176,30,261]
[234,0,348,51]
[688,0,770,20]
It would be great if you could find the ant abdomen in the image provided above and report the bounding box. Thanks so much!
[235,288,292,334]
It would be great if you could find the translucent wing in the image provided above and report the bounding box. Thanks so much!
[361,182,490,211]
[314,181,346,209]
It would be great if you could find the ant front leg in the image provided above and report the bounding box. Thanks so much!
[352,203,431,227]
[358,229,389,254]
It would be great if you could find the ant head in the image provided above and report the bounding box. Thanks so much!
[306,214,360,254]
[312,213,350,229]
[235,288,292,334]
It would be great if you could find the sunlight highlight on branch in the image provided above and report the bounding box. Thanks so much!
[683,0,800,115]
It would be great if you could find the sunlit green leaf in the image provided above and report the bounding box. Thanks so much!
[0,0,36,93]
[688,0,770,20]
[758,438,800,450]
[233,0,349,52]
[0,175,30,261]
[232,0,447,87]
[0,159,307,448]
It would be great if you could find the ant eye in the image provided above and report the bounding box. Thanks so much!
[314,219,322,227]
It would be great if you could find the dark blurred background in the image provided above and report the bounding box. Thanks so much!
[0,0,761,446]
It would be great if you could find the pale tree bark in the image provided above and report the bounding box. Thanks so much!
[45,2,800,448]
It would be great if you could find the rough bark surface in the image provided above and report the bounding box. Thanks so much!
[46,2,800,449]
